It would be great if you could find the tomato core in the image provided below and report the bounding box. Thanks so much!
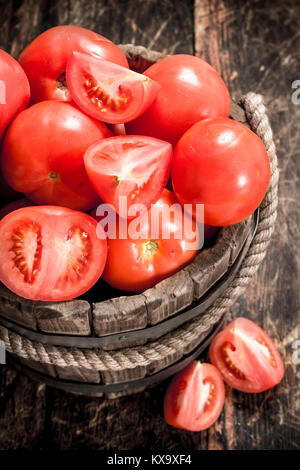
[221,341,246,380]
[56,72,68,90]
[203,380,215,411]
[48,171,60,181]
[61,226,91,283]
[142,240,159,257]
[84,72,130,112]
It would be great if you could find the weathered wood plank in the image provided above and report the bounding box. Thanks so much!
[101,364,147,385]
[0,284,37,329]
[18,357,57,378]
[34,301,91,336]
[55,365,101,384]
[143,271,194,325]
[92,295,147,336]
[0,284,91,335]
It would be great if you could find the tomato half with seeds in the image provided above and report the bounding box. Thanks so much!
[209,317,284,393]
[0,206,107,301]
[19,25,128,103]
[101,189,199,292]
[66,52,160,124]
[164,361,225,431]
[1,101,112,211]
[84,135,172,218]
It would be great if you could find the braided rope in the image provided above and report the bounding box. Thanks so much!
[0,92,278,372]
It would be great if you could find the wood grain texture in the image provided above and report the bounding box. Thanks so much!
[0,0,299,451]
[0,284,91,335]
[92,295,148,336]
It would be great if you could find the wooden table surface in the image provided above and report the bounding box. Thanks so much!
[0,0,299,450]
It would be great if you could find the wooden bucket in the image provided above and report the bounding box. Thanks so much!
[0,45,278,398]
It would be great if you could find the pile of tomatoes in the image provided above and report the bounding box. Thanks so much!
[0,25,270,303]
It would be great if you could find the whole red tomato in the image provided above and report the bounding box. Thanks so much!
[1,101,112,211]
[0,49,30,140]
[19,25,129,103]
[100,189,199,292]
[172,117,271,226]
[126,54,230,145]
[164,361,225,431]
[209,317,284,393]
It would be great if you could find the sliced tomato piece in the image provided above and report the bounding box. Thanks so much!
[66,52,160,124]
[0,206,107,301]
[84,136,172,218]
[164,361,225,431]
[209,317,284,393]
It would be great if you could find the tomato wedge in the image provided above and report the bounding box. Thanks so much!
[209,317,284,393]
[0,206,107,301]
[164,361,225,431]
[66,52,160,124]
[84,136,172,218]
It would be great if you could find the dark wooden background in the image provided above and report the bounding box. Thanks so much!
[0,0,299,450]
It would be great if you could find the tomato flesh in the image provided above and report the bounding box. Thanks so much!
[66,52,160,124]
[0,206,107,301]
[84,135,172,218]
[101,189,199,292]
[1,101,112,211]
[209,317,284,393]
[164,361,225,431]
[172,117,271,226]
[19,25,128,103]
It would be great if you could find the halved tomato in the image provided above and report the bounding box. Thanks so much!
[84,135,172,218]
[209,317,284,393]
[164,361,225,431]
[66,52,160,124]
[0,206,107,301]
